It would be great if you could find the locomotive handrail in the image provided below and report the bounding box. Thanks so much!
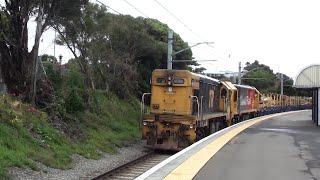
[223,97,228,113]
[141,93,151,127]
[190,95,200,120]
[200,96,204,121]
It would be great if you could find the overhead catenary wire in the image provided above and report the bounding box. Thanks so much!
[96,0,122,15]
[121,0,150,18]
[97,0,151,19]
[152,0,214,49]
[94,1,223,67]
[96,0,214,51]
[152,0,220,72]
[40,41,55,55]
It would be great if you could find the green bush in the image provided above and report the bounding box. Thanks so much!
[64,89,85,113]
[43,62,63,90]
[0,61,142,177]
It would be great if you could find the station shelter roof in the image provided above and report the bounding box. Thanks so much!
[293,64,320,89]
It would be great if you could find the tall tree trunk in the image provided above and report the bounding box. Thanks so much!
[55,27,95,90]
[84,63,95,90]
[29,3,44,103]
[0,1,30,96]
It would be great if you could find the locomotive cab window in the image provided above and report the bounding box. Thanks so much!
[221,88,227,98]
[234,91,238,102]
[173,78,184,84]
[156,78,166,84]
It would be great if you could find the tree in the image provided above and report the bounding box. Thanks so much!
[138,18,194,94]
[244,60,274,74]
[0,0,88,105]
[54,3,108,90]
[275,73,297,96]
[56,3,194,96]
[143,18,194,70]
[193,67,206,74]
[242,60,278,93]
[41,54,57,63]
[54,4,139,97]
[242,60,302,95]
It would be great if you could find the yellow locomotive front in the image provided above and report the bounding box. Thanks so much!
[142,69,197,151]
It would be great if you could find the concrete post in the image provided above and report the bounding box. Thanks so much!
[167,31,173,70]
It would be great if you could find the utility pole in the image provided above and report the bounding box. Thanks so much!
[238,62,241,84]
[167,31,173,70]
[280,73,284,95]
[167,30,215,69]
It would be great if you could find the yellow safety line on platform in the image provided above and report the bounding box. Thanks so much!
[164,111,298,180]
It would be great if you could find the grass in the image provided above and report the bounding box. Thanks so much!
[0,92,141,179]
[72,91,141,159]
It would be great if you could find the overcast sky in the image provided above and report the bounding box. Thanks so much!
[2,0,320,78]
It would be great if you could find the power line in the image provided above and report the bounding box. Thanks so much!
[153,0,196,36]
[97,0,217,66]
[121,0,150,18]
[40,41,54,55]
[96,0,122,15]
[153,0,214,49]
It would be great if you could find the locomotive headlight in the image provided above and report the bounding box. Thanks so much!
[152,104,159,109]
[167,77,172,86]
[143,121,147,126]
[189,124,194,129]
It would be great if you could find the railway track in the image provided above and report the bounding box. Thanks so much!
[92,152,173,180]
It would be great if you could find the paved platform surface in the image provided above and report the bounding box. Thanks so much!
[194,110,320,180]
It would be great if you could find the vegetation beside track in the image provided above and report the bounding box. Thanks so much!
[0,91,140,179]
[0,1,311,179]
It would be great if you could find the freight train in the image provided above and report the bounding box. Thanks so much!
[141,69,311,151]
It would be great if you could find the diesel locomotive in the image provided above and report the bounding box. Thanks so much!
[141,69,310,151]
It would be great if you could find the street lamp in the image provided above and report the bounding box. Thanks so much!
[59,54,63,77]
[59,54,63,65]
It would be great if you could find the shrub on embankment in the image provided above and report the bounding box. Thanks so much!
[0,92,141,179]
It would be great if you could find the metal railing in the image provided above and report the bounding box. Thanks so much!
[190,95,200,120]
[200,96,204,121]
[140,93,151,127]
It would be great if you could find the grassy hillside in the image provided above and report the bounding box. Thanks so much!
[0,92,141,179]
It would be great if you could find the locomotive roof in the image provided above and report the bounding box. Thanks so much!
[234,84,256,89]
[191,72,220,83]
[152,69,220,83]
[222,81,237,90]
[234,84,261,94]
[152,69,261,93]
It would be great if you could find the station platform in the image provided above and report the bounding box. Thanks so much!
[136,110,320,180]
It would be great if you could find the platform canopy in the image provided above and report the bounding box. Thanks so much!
[293,64,320,126]
[293,64,320,89]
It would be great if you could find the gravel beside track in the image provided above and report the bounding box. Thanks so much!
[9,140,149,180]
[93,152,172,180]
